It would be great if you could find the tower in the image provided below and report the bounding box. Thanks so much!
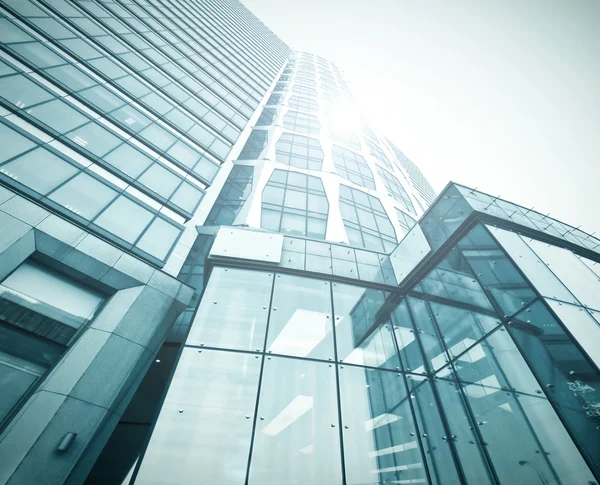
[0,2,599,485]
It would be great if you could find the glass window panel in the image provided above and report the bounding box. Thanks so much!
[266,274,334,360]
[1,148,77,194]
[463,382,596,485]
[453,327,542,394]
[1,260,105,329]
[525,238,600,311]
[27,99,88,133]
[67,122,122,157]
[186,268,273,351]
[248,357,342,485]
[409,377,462,485]
[280,212,306,235]
[390,299,427,374]
[10,42,64,68]
[48,172,117,219]
[430,302,500,359]
[134,349,260,485]
[339,366,428,485]
[170,182,202,213]
[434,377,495,485]
[79,85,125,112]
[103,143,153,178]
[0,75,53,108]
[262,186,285,205]
[136,218,180,260]
[333,283,399,370]
[0,124,36,163]
[138,164,180,199]
[94,196,153,243]
[511,300,600,474]
[489,226,578,305]
[406,297,448,374]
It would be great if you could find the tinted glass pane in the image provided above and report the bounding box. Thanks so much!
[247,357,343,485]
[94,196,153,243]
[462,383,595,485]
[186,268,273,351]
[390,299,427,374]
[339,366,428,485]
[266,274,334,360]
[49,172,117,219]
[135,217,180,260]
[333,283,399,370]
[134,349,260,485]
[1,148,78,194]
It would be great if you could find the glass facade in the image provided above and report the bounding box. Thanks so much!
[2,2,598,485]
[132,217,600,485]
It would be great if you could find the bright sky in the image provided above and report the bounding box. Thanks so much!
[243,0,600,235]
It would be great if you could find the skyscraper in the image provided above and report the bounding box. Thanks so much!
[0,2,598,485]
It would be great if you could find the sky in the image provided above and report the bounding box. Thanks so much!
[243,0,600,235]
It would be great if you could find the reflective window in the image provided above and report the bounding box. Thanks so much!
[170,182,203,214]
[136,217,180,260]
[134,349,261,485]
[205,165,253,226]
[261,169,328,239]
[333,283,399,370]
[1,148,78,195]
[138,164,181,199]
[525,237,600,311]
[288,95,319,112]
[266,274,334,360]
[48,172,118,219]
[266,93,282,106]
[376,166,415,215]
[94,196,153,243]
[292,84,317,97]
[511,300,600,473]
[238,130,268,160]
[339,367,428,485]
[275,133,324,170]
[186,268,272,351]
[248,356,343,485]
[282,110,320,134]
[0,123,36,163]
[101,143,153,178]
[409,377,463,485]
[67,122,122,157]
[339,185,397,252]
[332,144,375,189]
[27,99,89,133]
[0,74,53,108]
[366,139,393,169]
[255,107,276,126]
[418,247,495,311]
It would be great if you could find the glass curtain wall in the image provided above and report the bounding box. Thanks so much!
[131,222,600,485]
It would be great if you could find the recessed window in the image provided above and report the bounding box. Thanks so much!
[238,130,268,160]
[332,145,375,190]
[339,185,397,252]
[261,169,328,239]
[377,166,416,215]
[275,133,323,171]
[282,110,320,134]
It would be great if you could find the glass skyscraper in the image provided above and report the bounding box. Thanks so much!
[0,1,598,485]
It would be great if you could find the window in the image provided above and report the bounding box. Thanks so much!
[48,172,118,219]
[365,139,393,169]
[275,133,323,170]
[205,165,253,226]
[238,130,267,160]
[376,166,416,215]
[339,185,397,252]
[331,145,375,189]
[282,110,320,134]
[292,84,317,97]
[261,169,328,239]
[255,107,276,126]
[0,260,105,428]
[266,93,282,106]
[288,95,319,112]
[94,195,154,243]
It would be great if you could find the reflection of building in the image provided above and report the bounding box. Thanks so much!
[0,2,599,485]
